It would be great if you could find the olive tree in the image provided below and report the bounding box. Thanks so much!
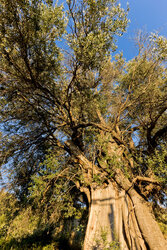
[0,0,166,249]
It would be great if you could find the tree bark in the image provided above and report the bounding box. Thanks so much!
[66,140,166,249]
[83,182,167,250]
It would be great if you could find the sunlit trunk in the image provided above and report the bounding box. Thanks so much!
[68,141,167,249]
[83,182,167,250]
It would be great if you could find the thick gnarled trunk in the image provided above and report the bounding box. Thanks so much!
[66,140,166,249]
[83,182,167,250]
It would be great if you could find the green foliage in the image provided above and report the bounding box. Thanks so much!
[0,0,65,79]
[0,189,85,249]
[0,0,66,198]
[95,227,120,249]
[29,150,82,218]
[6,207,39,240]
[134,143,167,186]
[0,190,18,242]
[92,174,103,185]
[0,0,167,248]
[147,144,167,183]
[67,0,129,70]
[150,33,167,61]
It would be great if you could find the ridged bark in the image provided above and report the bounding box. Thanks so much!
[83,182,167,250]
[66,141,166,250]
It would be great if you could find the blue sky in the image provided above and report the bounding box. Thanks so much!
[118,0,167,59]
[58,0,167,60]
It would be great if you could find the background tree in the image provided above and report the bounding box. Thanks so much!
[0,0,167,249]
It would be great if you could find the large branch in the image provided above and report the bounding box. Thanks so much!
[74,121,125,146]
[151,125,167,147]
[147,105,167,148]
[132,176,160,185]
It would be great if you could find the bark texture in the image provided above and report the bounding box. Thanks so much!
[83,182,167,250]
[66,140,166,250]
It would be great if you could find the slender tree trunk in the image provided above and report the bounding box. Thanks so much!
[83,182,167,250]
